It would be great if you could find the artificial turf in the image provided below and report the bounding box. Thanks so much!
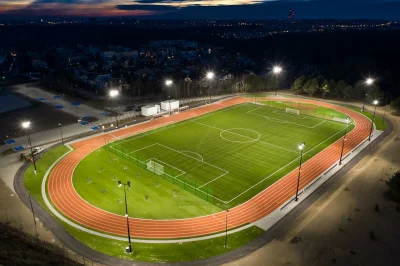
[74,102,352,218]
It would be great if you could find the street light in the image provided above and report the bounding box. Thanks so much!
[273,66,282,96]
[339,117,350,165]
[22,121,37,174]
[118,180,132,253]
[165,79,173,115]
[58,123,64,146]
[368,100,379,141]
[362,78,374,112]
[295,142,305,201]
[109,89,119,128]
[225,209,229,248]
[206,72,214,103]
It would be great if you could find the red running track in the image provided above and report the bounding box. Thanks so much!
[48,97,371,239]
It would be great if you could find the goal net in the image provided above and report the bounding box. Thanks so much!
[146,160,164,175]
[285,108,300,115]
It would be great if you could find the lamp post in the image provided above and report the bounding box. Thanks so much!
[109,89,119,128]
[339,117,350,165]
[368,100,379,141]
[225,209,229,248]
[22,121,37,174]
[206,72,214,103]
[118,180,132,253]
[362,78,374,112]
[58,123,64,145]
[273,66,282,96]
[165,79,173,115]
[27,191,37,230]
[295,142,305,201]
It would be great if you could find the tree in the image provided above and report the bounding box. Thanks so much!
[320,79,330,98]
[341,85,355,100]
[390,97,400,115]
[335,80,347,99]
[328,79,337,98]
[386,171,400,202]
[291,76,306,94]
[303,78,319,97]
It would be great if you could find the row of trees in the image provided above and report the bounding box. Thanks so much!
[291,75,384,102]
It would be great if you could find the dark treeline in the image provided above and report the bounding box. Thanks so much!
[1,25,399,101]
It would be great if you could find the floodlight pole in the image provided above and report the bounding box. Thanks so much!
[26,131,37,173]
[295,143,305,202]
[362,93,367,112]
[59,123,64,145]
[225,209,229,248]
[119,181,132,253]
[368,104,378,141]
[339,119,350,165]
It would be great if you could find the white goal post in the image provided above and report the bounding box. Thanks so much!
[285,108,300,115]
[146,160,164,175]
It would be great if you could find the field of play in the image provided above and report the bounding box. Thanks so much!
[73,102,353,219]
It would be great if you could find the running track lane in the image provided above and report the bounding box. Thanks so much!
[48,97,371,239]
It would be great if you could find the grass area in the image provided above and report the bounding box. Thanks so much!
[75,102,351,218]
[74,148,222,219]
[342,105,387,131]
[24,145,71,206]
[22,145,265,262]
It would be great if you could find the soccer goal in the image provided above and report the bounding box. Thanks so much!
[285,108,300,115]
[146,160,164,175]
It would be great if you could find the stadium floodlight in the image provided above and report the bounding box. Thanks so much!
[365,78,374,86]
[273,66,282,96]
[165,79,173,86]
[362,78,374,111]
[295,142,306,201]
[21,121,36,174]
[22,121,31,129]
[273,66,282,74]
[117,180,132,253]
[339,117,351,165]
[368,100,379,141]
[206,72,214,80]
[206,72,214,103]
[109,89,119,98]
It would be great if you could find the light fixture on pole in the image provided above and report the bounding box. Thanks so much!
[22,121,37,175]
[165,79,173,115]
[206,72,214,103]
[58,123,64,145]
[362,78,374,112]
[118,180,132,253]
[339,117,350,165]
[295,142,305,201]
[109,89,119,128]
[273,66,282,96]
[368,100,379,141]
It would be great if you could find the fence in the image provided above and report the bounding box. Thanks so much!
[105,143,220,206]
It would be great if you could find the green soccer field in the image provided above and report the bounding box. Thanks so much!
[73,102,353,219]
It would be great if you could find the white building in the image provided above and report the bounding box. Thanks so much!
[161,100,179,112]
[141,105,160,116]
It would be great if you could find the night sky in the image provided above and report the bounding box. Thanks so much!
[0,0,399,19]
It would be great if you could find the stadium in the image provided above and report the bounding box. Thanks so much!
[22,95,376,263]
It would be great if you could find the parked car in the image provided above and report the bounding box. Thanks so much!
[32,147,43,156]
